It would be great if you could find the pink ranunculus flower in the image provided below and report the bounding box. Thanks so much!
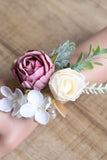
[13,50,55,91]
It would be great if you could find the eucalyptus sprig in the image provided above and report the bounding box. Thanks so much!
[49,41,75,69]
[72,43,107,72]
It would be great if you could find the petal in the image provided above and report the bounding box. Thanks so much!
[33,79,46,91]
[20,103,35,118]
[21,81,32,89]
[0,98,13,112]
[42,96,51,110]
[14,88,24,100]
[28,90,43,107]
[45,54,54,68]
[11,105,20,117]
[17,113,22,118]
[13,68,24,84]
[35,60,42,68]
[35,110,50,125]
[0,86,13,98]
[33,65,55,91]
[28,66,44,81]
[39,54,49,72]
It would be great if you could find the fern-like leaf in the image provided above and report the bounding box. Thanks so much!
[72,43,107,72]
[83,83,107,94]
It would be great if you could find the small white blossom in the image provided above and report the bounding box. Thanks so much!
[0,86,26,117]
[20,90,51,125]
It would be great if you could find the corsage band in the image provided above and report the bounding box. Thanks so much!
[0,41,107,125]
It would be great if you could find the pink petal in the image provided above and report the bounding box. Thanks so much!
[39,54,49,72]
[21,81,32,89]
[36,60,42,68]
[33,80,46,90]
[33,65,55,90]
[28,66,44,81]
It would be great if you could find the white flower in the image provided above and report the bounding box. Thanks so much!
[0,86,26,117]
[20,90,51,125]
[49,68,85,101]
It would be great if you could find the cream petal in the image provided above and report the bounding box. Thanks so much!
[28,90,43,107]
[0,86,13,98]
[35,110,50,125]
[20,103,35,118]
[49,68,85,101]
[0,98,13,112]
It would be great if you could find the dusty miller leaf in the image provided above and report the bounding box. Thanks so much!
[49,41,75,69]
[55,41,75,62]
[55,60,69,69]
[49,49,56,57]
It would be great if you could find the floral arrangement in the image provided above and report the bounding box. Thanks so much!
[0,41,107,125]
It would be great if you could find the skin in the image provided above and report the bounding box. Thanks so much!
[0,27,107,158]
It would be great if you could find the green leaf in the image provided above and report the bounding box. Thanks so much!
[75,51,84,65]
[49,49,56,57]
[67,62,72,68]
[93,44,101,56]
[75,61,94,71]
[72,42,107,72]
[93,62,103,65]
[86,43,93,58]
[100,48,107,54]
[91,56,107,59]
[50,54,57,63]
[55,62,61,69]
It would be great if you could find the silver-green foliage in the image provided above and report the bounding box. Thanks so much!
[49,41,75,69]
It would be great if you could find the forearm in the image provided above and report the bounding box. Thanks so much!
[69,27,107,84]
[0,116,37,159]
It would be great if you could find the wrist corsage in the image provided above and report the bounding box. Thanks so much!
[0,41,107,125]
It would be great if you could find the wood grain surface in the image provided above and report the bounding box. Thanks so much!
[0,0,107,160]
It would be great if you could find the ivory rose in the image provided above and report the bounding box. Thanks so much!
[49,68,85,101]
[13,50,55,91]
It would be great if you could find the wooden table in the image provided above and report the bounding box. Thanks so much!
[0,0,107,160]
